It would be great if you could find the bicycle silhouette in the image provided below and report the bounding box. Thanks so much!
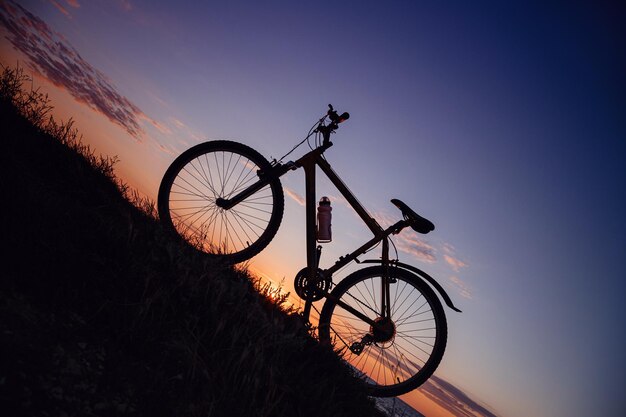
[158,105,461,397]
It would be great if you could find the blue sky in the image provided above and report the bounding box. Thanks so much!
[2,1,625,416]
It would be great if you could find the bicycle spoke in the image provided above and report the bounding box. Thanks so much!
[228,210,255,247]
[237,202,273,215]
[391,280,409,316]
[396,298,427,325]
[395,316,434,327]
[175,171,214,201]
[230,209,263,237]
[390,283,417,319]
[188,158,215,195]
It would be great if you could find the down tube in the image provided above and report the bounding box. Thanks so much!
[316,156,383,235]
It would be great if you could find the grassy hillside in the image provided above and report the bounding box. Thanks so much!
[0,66,384,417]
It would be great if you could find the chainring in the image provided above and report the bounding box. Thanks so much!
[294,267,331,301]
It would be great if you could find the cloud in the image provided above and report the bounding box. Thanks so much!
[448,276,472,299]
[441,243,468,272]
[444,254,468,272]
[326,193,351,210]
[66,0,80,8]
[0,1,144,139]
[372,209,474,278]
[140,113,171,135]
[373,210,437,263]
[440,243,471,297]
[49,1,71,18]
[372,210,397,228]
[394,232,437,263]
[167,117,205,146]
[153,141,176,156]
[284,186,305,206]
[419,375,500,417]
[171,117,186,129]
[441,242,455,254]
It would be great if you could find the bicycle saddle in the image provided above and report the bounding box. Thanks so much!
[391,199,435,234]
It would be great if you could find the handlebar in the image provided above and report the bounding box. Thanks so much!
[319,104,349,145]
[327,104,350,125]
[274,104,349,164]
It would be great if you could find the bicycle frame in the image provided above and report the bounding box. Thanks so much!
[220,140,405,327]
[293,143,396,323]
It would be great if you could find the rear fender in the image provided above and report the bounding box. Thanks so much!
[395,262,462,312]
[362,260,462,312]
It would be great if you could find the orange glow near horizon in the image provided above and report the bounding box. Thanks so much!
[404,389,458,417]
[247,263,324,315]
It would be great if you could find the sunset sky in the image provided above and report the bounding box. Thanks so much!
[2,1,625,416]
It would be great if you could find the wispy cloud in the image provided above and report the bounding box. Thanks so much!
[441,243,468,272]
[284,186,305,206]
[444,254,468,272]
[49,0,71,18]
[326,194,351,210]
[0,1,144,139]
[372,208,475,300]
[140,113,171,135]
[420,375,500,417]
[171,117,186,130]
[167,117,205,145]
[394,231,437,263]
[440,243,471,298]
[153,141,177,156]
[373,210,436,263]
[372,210,397,228]
[448,276,472,299]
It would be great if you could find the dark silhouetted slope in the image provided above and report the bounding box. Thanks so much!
[0,66,385,417]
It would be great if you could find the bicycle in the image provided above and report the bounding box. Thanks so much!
[157,105,461,397]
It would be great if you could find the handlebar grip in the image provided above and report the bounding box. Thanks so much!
[327,104,350,124]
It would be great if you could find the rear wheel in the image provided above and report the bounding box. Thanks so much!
[318,266,447,397]
[158,140,284,264]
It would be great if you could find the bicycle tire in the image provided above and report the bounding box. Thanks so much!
[318,266,447,397]
[158,140,284,264]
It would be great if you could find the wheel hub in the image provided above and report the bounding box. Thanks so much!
[215,197,227,208]
[370,317,396,344]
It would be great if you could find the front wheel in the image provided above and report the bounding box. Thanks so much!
[318,266,447,397]
[158,140,284,264]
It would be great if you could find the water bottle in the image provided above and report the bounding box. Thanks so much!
[317,196,332,243]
